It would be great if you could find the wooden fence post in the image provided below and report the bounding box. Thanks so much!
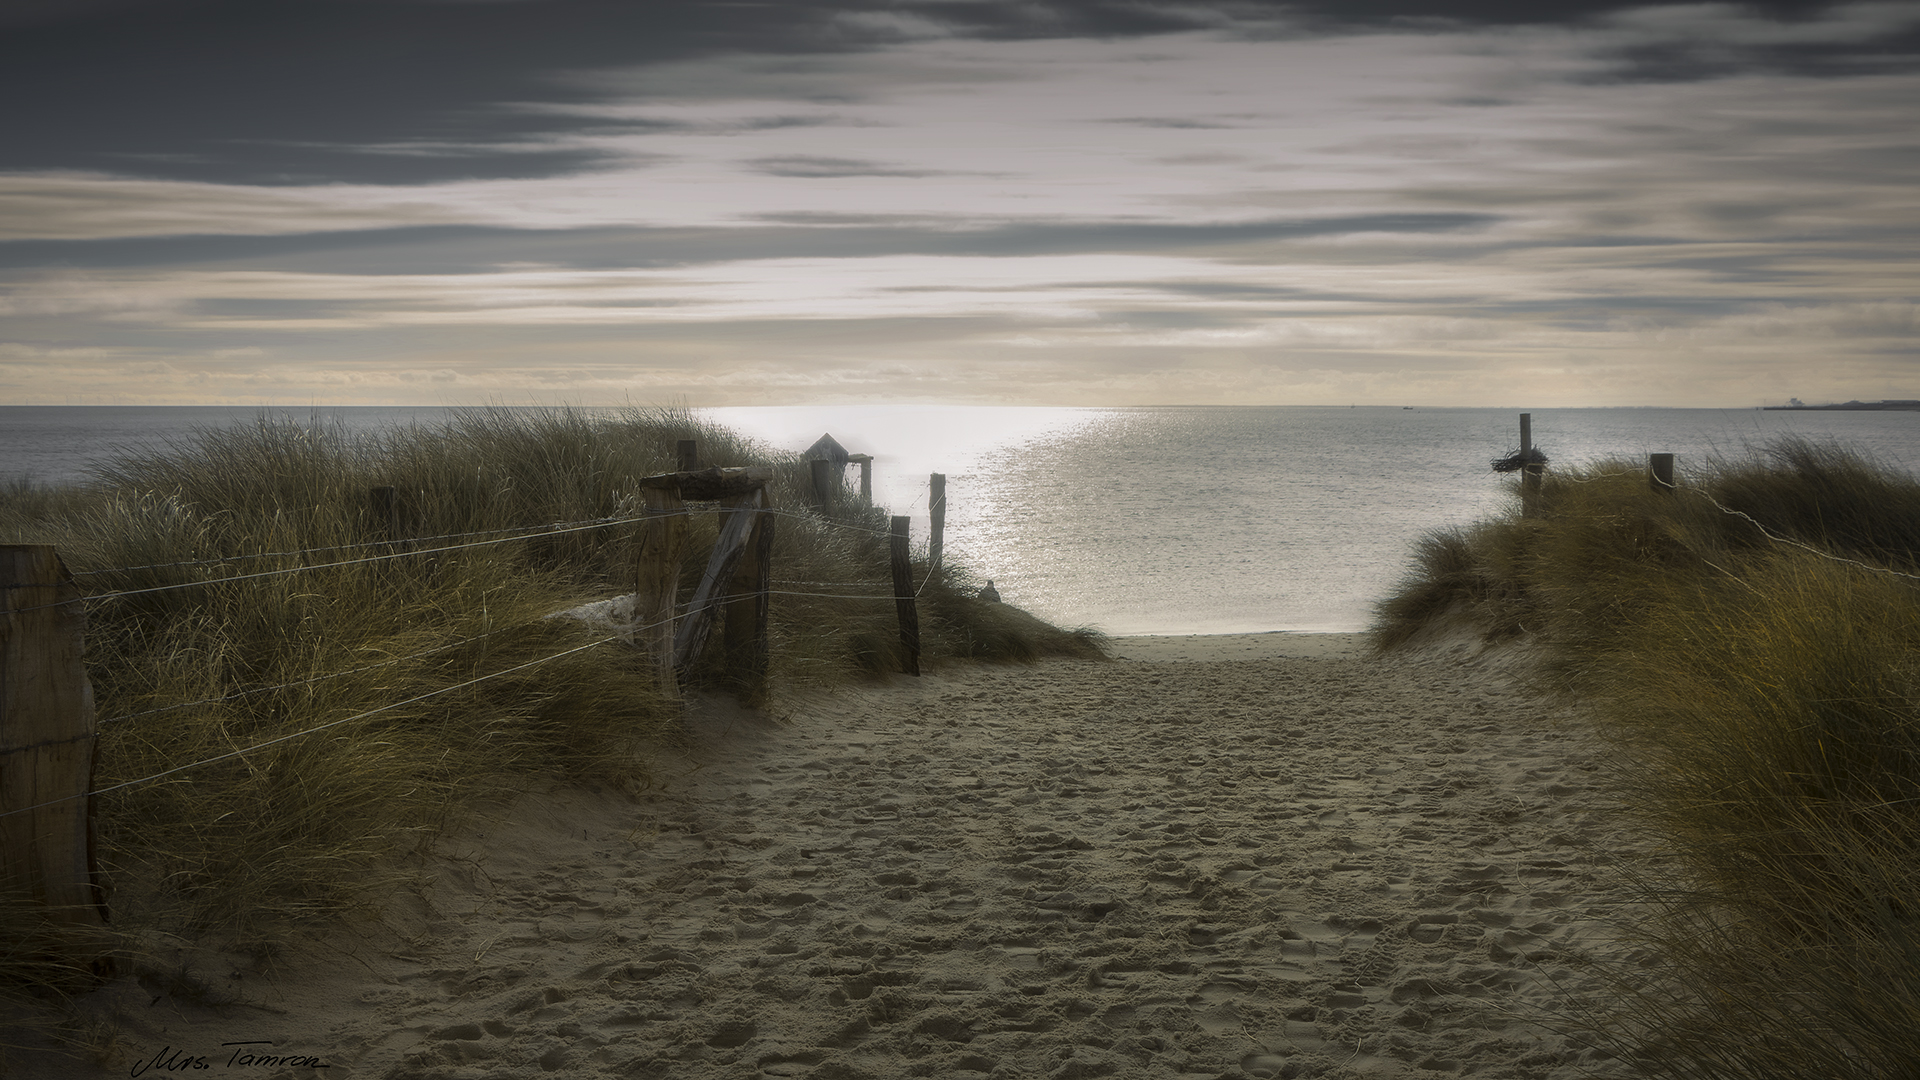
[1519,413,1541,516]
[635,488,686,696]
[722,500,774,705]
[852,455,873,507]
[890,516,921,677]
[677,440,699,473]
[0,546,107,930]
[672,488,766,675]
[929,472,946,572]
[1649,453,1675,491]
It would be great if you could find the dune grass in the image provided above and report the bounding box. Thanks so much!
[0,405,1103,1053]
[1372,435,1920,1077]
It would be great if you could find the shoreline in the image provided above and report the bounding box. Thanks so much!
[1108,631,1370,662]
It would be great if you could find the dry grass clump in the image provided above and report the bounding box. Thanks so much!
[0,405,1099,1052]
[1370,435,1920,1077]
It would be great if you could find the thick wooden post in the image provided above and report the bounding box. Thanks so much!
[673,488,766,675]
[929,472,946,572]
[809,459,839,514]
[635,488,687,695]
[0,546,106,929]
[890,516,921,677]
[723,501,774,705]
[676,440,699,473]
[1649,453,1676,491]
[1519,413,1541,516]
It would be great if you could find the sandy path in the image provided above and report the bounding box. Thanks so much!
[57,635,1648,1080]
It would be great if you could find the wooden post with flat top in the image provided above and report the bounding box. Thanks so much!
[929,472,946,572]
[676,440,699,473]
[1649,453,1675,492]
[0,545,108,933]
[1519,413,1541,517]
[890,516,921,676]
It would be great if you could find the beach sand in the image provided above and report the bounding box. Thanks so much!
[38,633,1649,1079]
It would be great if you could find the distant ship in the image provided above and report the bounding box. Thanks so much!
[1765,399,1920,411]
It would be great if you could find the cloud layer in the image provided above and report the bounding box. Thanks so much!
[2,0,1916,405]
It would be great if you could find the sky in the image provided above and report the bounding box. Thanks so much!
[2,0,1916,408]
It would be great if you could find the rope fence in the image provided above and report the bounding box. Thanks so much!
[2,439,966,930]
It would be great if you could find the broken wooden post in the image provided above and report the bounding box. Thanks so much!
[890,516,921,677]
[1,546,107,931]
[929,472,946,572]
[1649,453,1676,492]
[673,487,766,675]
[676,439,699,473]
[635,487,687,695]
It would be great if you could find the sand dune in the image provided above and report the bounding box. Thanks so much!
[46,634,1651,1079]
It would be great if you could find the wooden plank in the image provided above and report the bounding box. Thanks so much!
[0,545,106,927]
[635,488,686,695]
[890,516,921,677]
[638,466,773,502]
[673,488,766,675]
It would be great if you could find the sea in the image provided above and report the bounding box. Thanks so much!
[4,404,1916,636]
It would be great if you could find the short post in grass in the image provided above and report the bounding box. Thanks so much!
[636,487,687,696]
[890,516,922,677]
[1519,413,1542,517]
[1649,453,1676,492]
[929,472,947,572]
[0,545,108,931]
[676,439,699,473]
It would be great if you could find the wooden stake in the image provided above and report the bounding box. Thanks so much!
[1649,453,1676,491]
[673,488,766,675]
[1519,413,1541,516]
[929,472,946,572]
[890,516,921,677]
[0,546,106,929]
[370,486,401,544]
[635,487,686,695]
[676,439,699,473]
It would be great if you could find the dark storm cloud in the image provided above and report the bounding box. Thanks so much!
[0,213,1503,273]
[7,0,1913,189]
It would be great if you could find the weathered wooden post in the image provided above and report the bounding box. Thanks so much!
[723,503,774,705]
[929,472,946,572]
[1648,453,1676,491]
[676,440,699,473]
[672,486,766,677]
[0,546,107,931]
[1519,413,1542,517]
[849,454,873,507]
[890,516,921,677]
[635,487,687,696]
